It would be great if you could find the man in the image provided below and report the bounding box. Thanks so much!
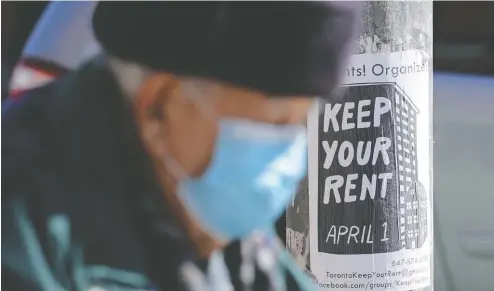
[2,2,360,290]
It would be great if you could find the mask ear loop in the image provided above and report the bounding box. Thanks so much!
[180,79,218,121]
[162,80,219,182]
[163,154,189,182]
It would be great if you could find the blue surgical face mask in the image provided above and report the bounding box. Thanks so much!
[165,118,307,241]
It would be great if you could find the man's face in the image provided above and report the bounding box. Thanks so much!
[135,74,314,179]
[134,74,314,254]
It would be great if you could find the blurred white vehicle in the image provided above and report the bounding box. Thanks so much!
[8,1,100,97]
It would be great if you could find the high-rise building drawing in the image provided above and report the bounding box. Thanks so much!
[393,84,428,249]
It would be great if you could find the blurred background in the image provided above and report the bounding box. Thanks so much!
[2,2,494,291]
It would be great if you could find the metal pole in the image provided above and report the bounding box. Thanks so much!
[286,2,433,290]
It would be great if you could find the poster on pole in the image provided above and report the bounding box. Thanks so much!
[307,49,432,291]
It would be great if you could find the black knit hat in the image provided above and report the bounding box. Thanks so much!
[93,2,361,97]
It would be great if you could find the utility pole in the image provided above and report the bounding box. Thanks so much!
[286,2,433,290]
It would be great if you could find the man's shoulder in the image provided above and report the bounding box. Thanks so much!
[2,76,67,130]
[2,71,67,117]
[1,58,107,184]
[2,81,65,182]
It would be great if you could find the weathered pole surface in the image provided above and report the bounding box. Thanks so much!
[286,2,433,290]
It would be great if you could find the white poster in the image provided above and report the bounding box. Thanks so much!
[308,50,432,291]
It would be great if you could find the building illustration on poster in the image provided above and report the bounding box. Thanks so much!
[393,84,428,250]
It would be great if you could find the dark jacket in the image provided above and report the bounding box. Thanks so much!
[2,58,302,291]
